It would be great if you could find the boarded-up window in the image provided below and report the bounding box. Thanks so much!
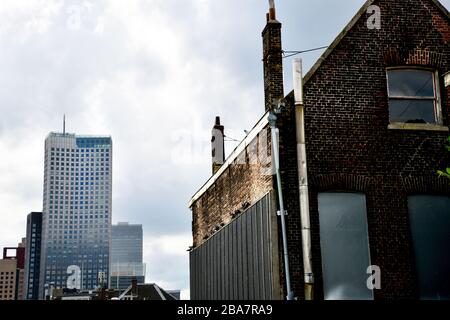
[408,195,450,300]
[318,192,373,300]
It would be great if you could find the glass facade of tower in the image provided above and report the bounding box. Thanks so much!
[39,133,112,298]
[110,223,145,291]
[24,212,42,300]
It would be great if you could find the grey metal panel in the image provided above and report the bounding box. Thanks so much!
[254,201,261,300]
[236,215,243,300]
[224,228,229,300]
[242,211,248,300]
[247,207,254,299]
[232,220,238,299]
[261,197,271,299]
[190,193,274,300]
[220,229,226,299]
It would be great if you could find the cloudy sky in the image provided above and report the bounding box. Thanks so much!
[0,0,448,299]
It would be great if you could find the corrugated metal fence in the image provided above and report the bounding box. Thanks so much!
[190,193,277,300]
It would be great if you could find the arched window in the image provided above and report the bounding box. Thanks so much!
[408,195,450,300]
[318,192,373,300]
[387,68,441,124]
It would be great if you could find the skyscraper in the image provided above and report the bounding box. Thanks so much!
[24,212,42,300]
[39,133,112,299]
[110,222,145,291]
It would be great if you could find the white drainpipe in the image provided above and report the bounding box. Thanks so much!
[293,58,314,300]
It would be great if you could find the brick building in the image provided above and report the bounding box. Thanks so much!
[189,0,450,300]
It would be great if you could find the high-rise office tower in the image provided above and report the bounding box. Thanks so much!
[110,222,145,291]
[24,212,42,300]
[39,133,112,299]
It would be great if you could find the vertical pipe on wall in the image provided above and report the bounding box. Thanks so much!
[293,58,314,300]
[269,113,295,300]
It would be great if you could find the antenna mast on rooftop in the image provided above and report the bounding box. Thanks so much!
[63,114,66,135]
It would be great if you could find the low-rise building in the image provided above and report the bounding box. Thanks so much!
[0,259,17,300]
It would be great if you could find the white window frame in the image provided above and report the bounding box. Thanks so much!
[387,67,443,127]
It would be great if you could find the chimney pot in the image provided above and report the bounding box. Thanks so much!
[268,0,276,20]
[211,116,225,174]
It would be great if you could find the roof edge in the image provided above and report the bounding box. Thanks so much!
[303,0,376,85]
[303,0,450,86]
[188,111,271,208]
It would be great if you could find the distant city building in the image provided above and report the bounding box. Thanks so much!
[49,282,176,301]
[110,222,145,291]
[24,212,42,300]
[39,132,113,299]
[51,288,120,300]
[16,238,26,300]
[1,243,26,300]
[167,290,181,300]
[118,281,177,301]
[0,259,17,300]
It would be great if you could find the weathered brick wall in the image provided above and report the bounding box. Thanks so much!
[191,127,274,247]
[190,0,450,300]
[191,14,284,249]
[277,0,450,299]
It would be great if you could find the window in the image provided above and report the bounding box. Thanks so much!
[387,68,441,124]
[408,195,450,300]
[318,192,373,300]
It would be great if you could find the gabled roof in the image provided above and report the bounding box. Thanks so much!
[188,0,449,207]
[303,0,450,85]
[119,283,178,300]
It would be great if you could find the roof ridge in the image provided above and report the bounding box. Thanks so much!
[299,0,449,87]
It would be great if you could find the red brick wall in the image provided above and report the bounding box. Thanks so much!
[277,0,450,299]
[190,0,450,300]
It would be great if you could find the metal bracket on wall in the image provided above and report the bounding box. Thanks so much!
[277,210,288,216]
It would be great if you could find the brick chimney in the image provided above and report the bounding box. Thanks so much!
[262,0,284,112]
[211,116,225,174]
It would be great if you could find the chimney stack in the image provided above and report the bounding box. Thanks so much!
[263,0,284,112]
[211,116,225,174]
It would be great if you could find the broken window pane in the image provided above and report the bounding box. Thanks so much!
[387,69,438,124]
[389,99,436,124]
[408,195,450,300]
[318,193,373,300]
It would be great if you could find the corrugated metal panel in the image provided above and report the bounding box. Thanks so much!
[190,193,275,300]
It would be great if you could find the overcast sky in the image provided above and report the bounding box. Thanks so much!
[0,0,448,299]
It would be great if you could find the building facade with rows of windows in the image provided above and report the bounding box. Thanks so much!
[24,212,42,300]
[0,259,17,300]
[39,133,112,299]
